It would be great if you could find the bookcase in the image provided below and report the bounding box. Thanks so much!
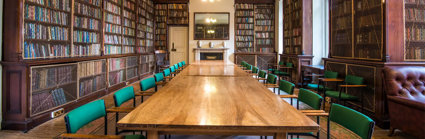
[325,0,425,127]
[234,0,277,71]
[155,4,168,51]
[2,0,158,131]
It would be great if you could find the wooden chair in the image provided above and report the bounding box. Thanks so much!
[276,62,293,81]
[278,80,297,105]
[324,75,367,112]
[256,70,267,83]
[136,77,157,103]
[243,64,253,72]
[163,68,173,81]
[307,71,338,94]
[250,66,259,78]
[264,73,279,93]
[268,61,284,74]
[154,72,167,86]
[181,61,188,68]
[170,66,177,77]
[110,86,139,135]
[327,103,375,139]
[60,99,146,139]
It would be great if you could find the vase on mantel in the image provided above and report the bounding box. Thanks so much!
[209,42,213,48]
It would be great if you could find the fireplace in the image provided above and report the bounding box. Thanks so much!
[200,53,223,60]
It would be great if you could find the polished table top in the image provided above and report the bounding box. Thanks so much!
[118,61,318,137]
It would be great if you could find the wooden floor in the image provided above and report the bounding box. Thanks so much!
[0,61,418,139]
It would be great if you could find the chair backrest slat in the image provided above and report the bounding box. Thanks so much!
[258,70,267,78]
[279,80,295,95]
[164,69,171,77]
[65,100,106,133]
[298,88,323,110]
[329,103,375,139]
[140,77,156,91]
[266,73,278,84]
[154,73,164,82]
[113,86,135,107]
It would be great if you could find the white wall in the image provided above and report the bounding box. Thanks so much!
[188,0,235,64]
[312,0,329,65]
[278,0,283,54]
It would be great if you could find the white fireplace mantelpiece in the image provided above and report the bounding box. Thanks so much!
[194,48,229,62]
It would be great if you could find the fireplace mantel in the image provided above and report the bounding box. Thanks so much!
[193,48,229,62]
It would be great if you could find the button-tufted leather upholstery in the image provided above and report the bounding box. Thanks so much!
[383,66,425,138]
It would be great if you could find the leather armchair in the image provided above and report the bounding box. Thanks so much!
[383,66,425,138]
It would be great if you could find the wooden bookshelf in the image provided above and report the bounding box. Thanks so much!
[235,3,255,53]
[2,0,158,131]
[136,0,147,53]
[155,4,168,50]
[168,4,188,25]
[404,0,425,61]
[255,4,275,53]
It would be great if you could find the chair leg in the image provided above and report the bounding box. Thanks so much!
[115,112,118,135]
[327,117,330,139]
[389,127,396,136]
[104,115,108,135]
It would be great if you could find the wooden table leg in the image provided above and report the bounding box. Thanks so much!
[147,131,159,139]
[274,132,287,139]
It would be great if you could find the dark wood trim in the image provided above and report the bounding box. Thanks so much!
[193,12,230,40]
[235,0,275,4]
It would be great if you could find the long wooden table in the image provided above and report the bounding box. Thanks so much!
[117,61,319,139]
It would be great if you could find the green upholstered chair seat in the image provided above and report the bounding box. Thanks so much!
[125,135,146,139]
[113,86,135,107]
[274,70,289,75]
[140,77,156,91]
[307,83,331,90]
[325,91,358,100]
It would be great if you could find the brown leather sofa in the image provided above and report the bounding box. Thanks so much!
[383,66,425,138]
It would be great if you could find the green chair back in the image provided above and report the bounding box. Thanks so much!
[324,71,338,78]
[329,103,375,139]
[164,68,171,77]
[113,86,135,107]
[154,73,164,82]
[298,88,323,110]
[65,99,106,133]
[252,66,259,74]
[278,61,284,65]
[182,61,186,65]
[170,66,176,72]
[140,77,156,91]
[258,70,267,78]
[266,73,278,84]
[178,62,182,68]
[174,64,178,69]
[279,80,295,95]
[246,64,252,70]
[345,75,364,85]
[286,62,293,68]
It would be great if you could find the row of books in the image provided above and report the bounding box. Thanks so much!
[137,30,145,38]
[25,5,69,26]
[104,34,122,44]
[109,70,125,86]
[75,2,102,19]
[155,41,166,46]
[104,1,121,15]
[146,33,153,39]
[236,30,254,35]
[332,0,351,16]
[256,20,272,26]
[406,26,425,41]
[237,24,254,29]
[256,32,274,38]
[292,28,301,36]
[356,31,380,44]
[236,42,253,48]
[406,47,425,59]
[236,36,254,41]
[156,10,167,16]
[236,47,254,53]
[356,0,381,11]
[104,45,122,55]
[334,16,351,30]
[156,34,166,40]
[127,56,138,67]
[31,88,70,115]
[405,8,425,22]
[123,46,135,53]
[73,30,98,43]
[291,36,302,45]
[255,14,273,20]
[123,10,136,20]
[357,14,380,27]
[32,65,75,91]
[25,23,69,41]
[237,17,254,24]
[168,11,188,17]
[77,0,101,6]
[168,19,188,25]
[27,0,71,12]
[257,39,273,45]
[155,4,167,9]
[74,16,100,30]
[126,67,138,79]
[235,4,254,10]
[156,29,166,34]
[168,4,187,9]
[156,16,167,22]
[123,27,135,36]
[73,44,101,56]
[78,60,105,78]
[79,75,106,97]
[105,13,121,24]
[255,26,274,31]
[257,48,274,53]
[24,43,71,58]
[123,0,135,11]
[105,23,122,34]
[109,58,126,71]
[123,37,135,45]
[333,33,350,44]
[256,9,272,14]
[405,0,425,4]
[139,16,146,24]
[123,19,136,28]
[236,11,254,16]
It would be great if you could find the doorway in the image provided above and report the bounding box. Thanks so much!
[169,27,189,65]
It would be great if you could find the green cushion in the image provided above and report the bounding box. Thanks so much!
[274,70,289,75]
[306,83,330,90]
[329,103,374,139]
[278,61,284,65]
[252,67,259,74]
[325,91,358,100]
[258,70,267,78]
[298,88,323,110]
[164,69,171,77]
[154,73,164,82]
[125,135,146,139]
[346,75,364,85]
[268,68,276,72]
[267,73,278,84]
[279,80,295,95]
[246,65,252,70]
[182,61,186,65]
[174,64,178,69]
[324,71,338,78]
[170,66,176,72]
[113,86,135,107]
[140,77,156,91]
[178,62,182,68]
[286,62,293,68]
[65,100,106,133]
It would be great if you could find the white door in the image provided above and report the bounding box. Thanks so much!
[169,27,189,66]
